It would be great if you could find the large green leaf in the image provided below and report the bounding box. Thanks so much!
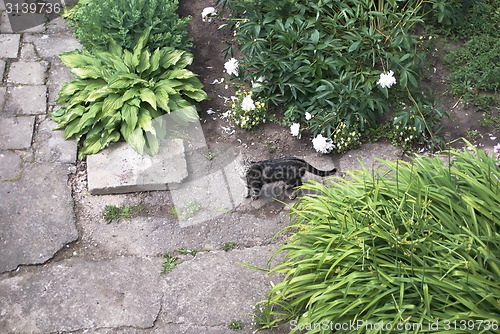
[126,128,146,155]
[137,50,151,74]
[183,90,208,102]
[120,103,139,139]
[165,69,196,80]
[133,28,152,69]
[137,108,156,135]
[155,89,170,112]
[71,66,103,79]
[102,94,124,113]
[139,88,157,110]
[148,48,161,74]
[59,51,101,68]
[108,73,145,89]
[160,48,184,69]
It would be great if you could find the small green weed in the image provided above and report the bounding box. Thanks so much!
[223,242,237,252]
[103,205,142,224]
[161,253,178,273]
[480,111,500,132]
[177,201,202,221]
[227,319,243,330]
[176,247,205,256]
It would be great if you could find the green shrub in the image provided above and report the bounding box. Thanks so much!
[220,0,443,152]
[65,0,191,51]
[256,144,500,332]
[50,30,208,159]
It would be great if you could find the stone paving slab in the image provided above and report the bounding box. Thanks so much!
[33,117,77,164]
[0,11,12,34]
[0,150,22,180]
[0,87,5,109]
[0,257,163,333]
[161,246,280,330]
[0,34,19,58]
[87,140,188,195]
[0,163,77,273]
[5,85,47,115]
[24,33,82,58]
[338,141,402,172]
[0,116,35,149]
[6,61,47,85]
[0,59,5,80]
[47,57,74,106]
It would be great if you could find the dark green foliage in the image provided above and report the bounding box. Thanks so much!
[66,0,191,51]
[220,0,444,152]
[256,144,500,332]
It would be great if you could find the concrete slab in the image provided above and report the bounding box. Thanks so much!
[19,42,41,61]
[0,86,6,110]
[24,33,82,58]
[6,61,47,85]
[161,246,280,329]
[0,150,22,180]
[0,116,35,149]
[0,11,13,34]
[0,59,5,82]
[47,57,74,106]
[0,257,163,332]
[5,85,47,115]
[0,33,19,58]
[86,140,188,195]
[46,16,73,34]
[0,163,77,273]
[338,141,402,172]
[33,117,77,164]
[0,0,5,10]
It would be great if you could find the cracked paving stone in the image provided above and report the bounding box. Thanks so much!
[0,163,77,273]
[0,257,163,333]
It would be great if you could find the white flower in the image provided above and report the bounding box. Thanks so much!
[377,70,397,89]
[494,143,500,154]
[312,134,335,154]
[201,7,216,22]
[251,76,265,88]
[241,95,255,111]
[290,123,300,137]
[305,112,312,120]
[224,58,239,76]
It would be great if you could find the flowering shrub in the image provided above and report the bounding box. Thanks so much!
[227,90,267,130]
[218,0,445,153]
[332,122,361,153]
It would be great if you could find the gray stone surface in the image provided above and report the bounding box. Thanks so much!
[6,61,47,85]
[162,246,280,327]
[0,59,5,81]
[24,34,82,58]
[338,141,402,172]
[0,163,77,273]
[0,257,163,332]
[0,86,6,110]
[33,117,77,164]
[0,150,22,180]
[0,116,35,149]
[0,11,12,34]
[47,57,73,106]
[0,0,5,10]
[19,42,40,61]
[5,85,47,115]
[87,140,188,195]
[0,34,19,57]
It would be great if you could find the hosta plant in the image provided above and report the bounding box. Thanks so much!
[51,30,208,159]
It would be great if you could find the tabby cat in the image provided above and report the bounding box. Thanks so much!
[240,157,337,200]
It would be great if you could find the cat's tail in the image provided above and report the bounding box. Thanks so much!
[306,163,337,177]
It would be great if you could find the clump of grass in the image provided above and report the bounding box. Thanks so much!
[103,205,142,224]
[223,242,237,252]
[161,253,178,273]
[227,319,243,330]
[255,142,500,332]
[171,201,202,221]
